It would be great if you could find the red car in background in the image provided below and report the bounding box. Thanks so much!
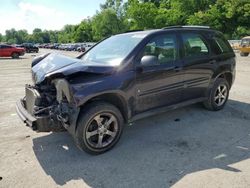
[0,44,25,58]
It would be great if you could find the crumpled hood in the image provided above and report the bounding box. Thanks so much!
[32,53,116,84]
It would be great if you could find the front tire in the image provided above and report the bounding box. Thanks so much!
[75,102,124,155]
[11,52,19,59]
[240,52,249,56]
[203,78,229,111]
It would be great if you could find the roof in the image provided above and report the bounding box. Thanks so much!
[242,36,250,39]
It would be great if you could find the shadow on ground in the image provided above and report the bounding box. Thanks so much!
[33,99,250,187]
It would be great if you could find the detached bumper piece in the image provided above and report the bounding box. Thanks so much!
[16,99,57,132]
[16,99,36,129]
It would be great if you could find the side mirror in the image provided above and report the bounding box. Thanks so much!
[140,55,158,66]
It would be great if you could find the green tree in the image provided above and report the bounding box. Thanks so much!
[232,26,250,39]
[16,29,29,44]
[92,9,125,41]
[48,30,59,43]
[188,0,250,38]
[32,28,44,43]
[126,0,158,29]
[101,0,123,12]
[73,20,93,42]
[58,24,77,43]
[42,30,51,43]
[5,29,17,44]
[1,0,250,42]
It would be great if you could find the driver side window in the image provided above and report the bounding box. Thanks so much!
[142,34,178,66]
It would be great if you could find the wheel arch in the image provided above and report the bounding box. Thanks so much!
[214,71,233,89]
[76,92,130,126]
[11,51,19,58]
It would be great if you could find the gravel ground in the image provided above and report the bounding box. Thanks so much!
[0,49,250,188]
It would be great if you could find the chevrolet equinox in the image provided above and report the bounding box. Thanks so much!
[16,26,236,154]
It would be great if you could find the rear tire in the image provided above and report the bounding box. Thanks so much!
[75,102,124,155]
[203,78,229,111]
[11,52,19,59]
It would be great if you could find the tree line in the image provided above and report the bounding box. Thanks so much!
[0,0,249,44]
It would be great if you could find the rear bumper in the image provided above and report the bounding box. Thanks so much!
[16,99,37,129]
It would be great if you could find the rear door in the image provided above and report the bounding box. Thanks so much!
[180,31,216,101]
[135,33,184,113]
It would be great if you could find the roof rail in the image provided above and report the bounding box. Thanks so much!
[162,25,210,30]
[124,29,143,33]
[162,26,182,29]
[183,25,210,28]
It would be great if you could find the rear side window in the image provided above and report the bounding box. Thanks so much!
[213,36,232,53]
[0,45,11,49]
[182,33,209,58]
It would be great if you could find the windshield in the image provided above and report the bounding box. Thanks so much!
[81,33,146,66]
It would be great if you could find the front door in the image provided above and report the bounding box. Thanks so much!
[135,33,184,113]
[0,45,12,57]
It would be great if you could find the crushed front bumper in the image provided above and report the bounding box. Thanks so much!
[16,98,64,132]
[16,83,79,133]
[16,99,37,129]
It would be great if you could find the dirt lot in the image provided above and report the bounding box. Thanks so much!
[0,49,250,188]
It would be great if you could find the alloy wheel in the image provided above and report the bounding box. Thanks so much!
[214,84,228,106]
[85,113,118,149]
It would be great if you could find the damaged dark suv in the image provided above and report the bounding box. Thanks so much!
[16,26,235,154]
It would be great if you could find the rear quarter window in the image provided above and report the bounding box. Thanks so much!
[213,35,232,54]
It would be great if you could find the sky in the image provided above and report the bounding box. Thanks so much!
[0,0,105,34]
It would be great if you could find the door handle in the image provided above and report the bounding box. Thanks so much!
[209,59,216,64]
[174,66,182,72]
[136,66,143,73]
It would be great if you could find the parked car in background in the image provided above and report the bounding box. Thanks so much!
[228,40,241,50]
[38,42,95,52]
[50,43,60,49]
[0,44,25,58]
[59,44,68,50]
[18,43,39,53]
[85,43,95,51]
[42,44,51,49]
[16,26,235,154]
[65,44,76,51]
[238,36,250,56]
[77,44,86,52]
[77,43,95,52]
